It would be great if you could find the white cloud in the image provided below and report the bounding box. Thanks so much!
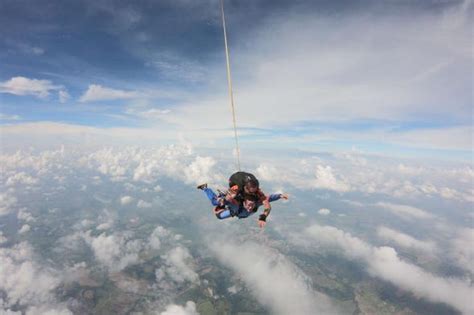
[306,225,372,260]
[137,200,152,208]
[19,224,31,234]
[210,241,341,315]
[120,196,133,205]
[377,226,435,253]
[132,161,159,183]
[450,228,474,274]
[0,141,471,206]
[18,209,35,223]
[0,193,17,216]
[159,301,199,315]
[0,76,64,99]
[305,224,474,314]
[79,84,139,102]
[86,232,121,267]
[183,156,220,185]
[125,106,171,120]
[318,208,331,215]
[82,231,143,271]
[369,246,473,315]
[440,187,455,199]
[0,242,63,309]
[96,222,113,230]
[157,246,199,284]
[148,226,169,250]
[313,165,350,192]
[377,202,434,220]
[227,285,239,294]
[6,172,38,186]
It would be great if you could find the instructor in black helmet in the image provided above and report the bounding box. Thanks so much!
[228,171,271,227]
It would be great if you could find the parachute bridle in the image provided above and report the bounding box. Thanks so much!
[220,0,241,171]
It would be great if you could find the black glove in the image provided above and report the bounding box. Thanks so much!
[259,214,267,222]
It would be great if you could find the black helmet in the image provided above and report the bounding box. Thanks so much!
[245,178,259,189]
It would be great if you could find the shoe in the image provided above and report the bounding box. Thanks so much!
[197,183,207,190]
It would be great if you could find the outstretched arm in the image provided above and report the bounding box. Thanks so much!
[268,193,289,202]
[258,193,288,228]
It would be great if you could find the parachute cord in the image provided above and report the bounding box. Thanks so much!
[220,0,241,171]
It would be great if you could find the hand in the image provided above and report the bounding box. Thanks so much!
[258,220,266,228]
[225,192,236,201]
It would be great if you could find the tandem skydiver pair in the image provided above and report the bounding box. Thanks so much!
[197,171,288,228]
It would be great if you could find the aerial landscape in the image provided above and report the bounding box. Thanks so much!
[0,0,472,314]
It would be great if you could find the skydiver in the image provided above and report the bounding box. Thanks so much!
[197,183,288,228]
[227,171,272,214]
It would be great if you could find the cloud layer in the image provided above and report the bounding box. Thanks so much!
[211,240,341,315]
[305,224,474,314]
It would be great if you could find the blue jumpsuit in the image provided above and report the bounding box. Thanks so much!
[202,187,283,220]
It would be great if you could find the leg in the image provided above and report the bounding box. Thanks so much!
[203,188,222,207]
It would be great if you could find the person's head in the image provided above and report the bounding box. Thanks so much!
[244,179,258,194]
[243,199,256,212]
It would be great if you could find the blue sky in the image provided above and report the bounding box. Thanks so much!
[0,0,472,159]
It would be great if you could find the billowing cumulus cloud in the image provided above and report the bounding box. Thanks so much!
[18,209,35,223]
[120,196,133,205]
[0,242,65,310]
[318,208,331,215]
[313,165,350,192]
[19,224,31,234]
[210,241,341,315]
[305,224,474,314]
[0,193,17,216]
[156,246,199,284]
[183,156,220,185]
[148,226,168,250]
[81,231,143,271]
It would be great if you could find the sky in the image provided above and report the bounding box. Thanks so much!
[0,0,472,160]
